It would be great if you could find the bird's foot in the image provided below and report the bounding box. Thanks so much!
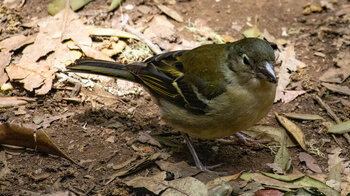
[196,163,228,175]
[234,132,270,147]
[217,133,271,148]
[183,134,228,175]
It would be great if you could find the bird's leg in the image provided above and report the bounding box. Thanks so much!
[183,133,205,170]
[183,134,225,174]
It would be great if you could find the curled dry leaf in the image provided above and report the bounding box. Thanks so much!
[299,152,322,173]
[275,113,307,150]
[328,120,350,134]
[284,113,323,121]
[0,123,77,164]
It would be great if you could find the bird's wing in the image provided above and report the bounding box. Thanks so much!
[129,50,208,114]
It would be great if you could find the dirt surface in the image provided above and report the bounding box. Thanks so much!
[0,0,349,195]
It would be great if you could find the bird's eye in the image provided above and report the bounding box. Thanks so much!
[243,55,250,66]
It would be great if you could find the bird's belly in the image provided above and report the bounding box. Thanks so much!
[158,82,276,139]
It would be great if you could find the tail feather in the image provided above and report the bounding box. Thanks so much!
[67,59,136,82]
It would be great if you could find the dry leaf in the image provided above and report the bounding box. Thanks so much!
[0,52,11,86]
[320,49,350,83]
[88,27,139,40]
[284,113,323,121]
[274,45,307,103]
[144,15,176,43]
[0,34,36,86]
[126,171,208,196]
[322,83,350,96]
[327,147,345,192]
[280,90,306,103]
[299,152,322,173]
[242,126,296,147]
[157,4,184,22]
[126,172,168,195]
[250,173,300,189]
[275,113,307,150]
[0,123,76,164]
[6,8,91,94]
[138,132,161,147]
[0,97,36,108]
[78,44,114,61]
[255,189,283,196]
[155,160,200,179]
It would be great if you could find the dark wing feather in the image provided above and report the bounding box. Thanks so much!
[130,51,208,114]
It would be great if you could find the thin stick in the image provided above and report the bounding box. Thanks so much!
[314,95,350,144]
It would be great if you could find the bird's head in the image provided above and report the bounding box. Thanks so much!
[228,38,277,84]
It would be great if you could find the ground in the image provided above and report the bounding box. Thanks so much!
[0,0,349,195]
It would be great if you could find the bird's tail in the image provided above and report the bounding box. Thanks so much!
[67,59,137,82]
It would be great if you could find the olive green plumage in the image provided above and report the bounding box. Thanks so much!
[67,38,277,139]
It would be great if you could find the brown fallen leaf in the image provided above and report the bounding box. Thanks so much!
[0,96,36,108]
[155,160,200,179]
[157,4,184,22]
[275,113,307,150]
[126,171,208,196]
[299,152,322,173]
[138,132,161,148]
[107,153,160,184]
[0,123,77,165]
[242,126,296,147]
[0,34,36,86]
[78,44,114,61]
[6,8,91,95]
[319,49,350,83]
[274,45,307,103]
[322,83,350,96]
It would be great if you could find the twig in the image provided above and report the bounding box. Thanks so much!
[313,95,350,144]
[120,14,162,55]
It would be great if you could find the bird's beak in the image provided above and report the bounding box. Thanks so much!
[263,61,277,83]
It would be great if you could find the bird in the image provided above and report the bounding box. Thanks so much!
[67,38,277,173]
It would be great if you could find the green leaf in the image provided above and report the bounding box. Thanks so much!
[70,0,94,11]
[274,141,292,172]
[328,120,350,134]
[109,0,122,12]
[262,172,304,182]
[48,0,66,16]
[48,0,94,15]
[293,176,340,196]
